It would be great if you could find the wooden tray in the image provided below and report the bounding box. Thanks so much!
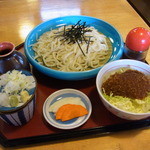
[0,44,150,147]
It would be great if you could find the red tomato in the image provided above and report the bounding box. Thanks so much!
[126,27,150,51]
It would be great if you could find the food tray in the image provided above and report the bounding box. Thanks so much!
[0,44,150,147]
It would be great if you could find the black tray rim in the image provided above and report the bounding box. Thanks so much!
[1,118,150,147]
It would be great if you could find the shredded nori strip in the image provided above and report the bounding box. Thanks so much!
[54,20,93,56]
[86,37,91,53]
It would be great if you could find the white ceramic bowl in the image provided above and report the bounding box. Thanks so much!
[43,89,92,129]
[96,59,150,120]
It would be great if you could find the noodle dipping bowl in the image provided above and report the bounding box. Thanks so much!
[25,15,124,80]
[96,59,150,120]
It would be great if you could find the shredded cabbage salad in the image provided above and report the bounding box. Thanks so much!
[103,92,150,113]
[0,70,36,107]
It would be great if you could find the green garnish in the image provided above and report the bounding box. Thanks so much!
[9,95,19,107]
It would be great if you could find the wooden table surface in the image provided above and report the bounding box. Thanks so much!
[0,0,150,149]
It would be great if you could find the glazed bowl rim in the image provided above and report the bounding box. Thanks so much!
[0,41,15,58]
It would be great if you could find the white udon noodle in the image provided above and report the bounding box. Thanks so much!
[32,25,112,72]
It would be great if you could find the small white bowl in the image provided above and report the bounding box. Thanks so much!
[43,89,92,129]
[96,59,150,120]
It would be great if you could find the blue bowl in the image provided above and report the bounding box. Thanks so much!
[24,15,124,80]
[0,69,37,126]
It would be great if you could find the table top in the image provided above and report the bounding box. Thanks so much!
[0,0,150,149]
[127,0,150,26]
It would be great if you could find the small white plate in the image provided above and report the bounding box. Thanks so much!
[43,88,92,130]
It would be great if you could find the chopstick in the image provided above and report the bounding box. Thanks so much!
[15,42,24,50]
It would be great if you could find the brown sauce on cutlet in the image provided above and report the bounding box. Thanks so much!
[102,69,150,100]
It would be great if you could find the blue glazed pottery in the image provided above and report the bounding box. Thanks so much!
[24,15,124,80]
[0,42,30,74]
[0,70,37,126]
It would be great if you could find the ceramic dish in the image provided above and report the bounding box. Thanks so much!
[24,15,124,80]
[96,59,150,120]
[43,89,92,129]
[0,69,37,126]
